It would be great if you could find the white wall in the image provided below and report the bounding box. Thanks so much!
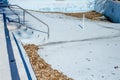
[9,0,95,12]
[95,0,108,13]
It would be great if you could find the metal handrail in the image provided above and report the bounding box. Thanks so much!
[8,6,21,24]
[10,5,50,39]
[0,4,50,39]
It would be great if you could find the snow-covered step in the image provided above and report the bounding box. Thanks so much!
[0,17,36,80]
[0,21,12,80]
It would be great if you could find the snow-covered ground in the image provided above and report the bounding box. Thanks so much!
[13,11,120,80]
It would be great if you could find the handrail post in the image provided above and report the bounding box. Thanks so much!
[23,10,25,26]
[47,25,50,39]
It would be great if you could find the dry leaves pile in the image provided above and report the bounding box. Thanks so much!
[64,11,103,20]
[24,44,73,80]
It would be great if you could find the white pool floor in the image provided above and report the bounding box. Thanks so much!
[14,12,120,80]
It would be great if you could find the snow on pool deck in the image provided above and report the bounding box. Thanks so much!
[14,12,120,80]
[39,39,120,80]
